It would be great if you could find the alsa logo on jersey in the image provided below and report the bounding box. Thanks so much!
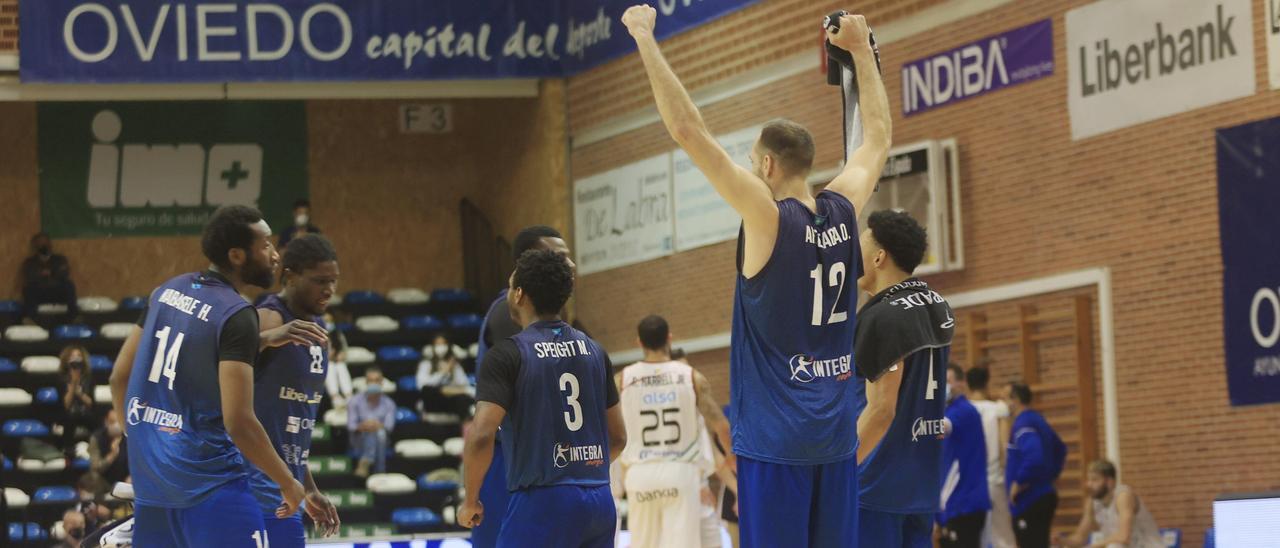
[552,442,605,469]
[285,416,316,434]
[805,222,852,250]
[279,386,323,404]
[534,340,592,359]
[911,417,947,442]
[126,397,183,433]
[789,354,853,383]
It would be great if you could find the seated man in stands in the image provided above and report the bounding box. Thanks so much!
[20,232,78,322]
[1057,460,1164,548]
[53,508,88,548]
[348,367,396,477]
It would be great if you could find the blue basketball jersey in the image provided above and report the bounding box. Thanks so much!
[499,321,611,491]
[125,272,252,508]
[247,293,327,514]
[729,191,862,465]
[857,345,950,514]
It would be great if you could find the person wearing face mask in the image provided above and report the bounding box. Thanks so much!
[417,335,475,422]
[936,365,991,548]
[88,409,130,495]
[58,345,98,460]
[54,508,88,548]
[277,199,322,250]
[348,367,397,478]
[20,232,78,323]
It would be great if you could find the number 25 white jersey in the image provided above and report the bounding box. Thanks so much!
[619,361,707,469]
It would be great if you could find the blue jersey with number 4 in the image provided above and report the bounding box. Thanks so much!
[125,272,252,508]
[729,191,862,465]
[499,321,611,491]
[247,294,328,514]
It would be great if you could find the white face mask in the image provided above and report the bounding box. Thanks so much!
[434,344,449,357]
[295,214,309,226]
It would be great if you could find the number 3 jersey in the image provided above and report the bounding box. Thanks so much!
[618,360,710,472]
[125,271,255,508]
[730,191,862,465]
[247,293,328,514]
[478,320,616,492]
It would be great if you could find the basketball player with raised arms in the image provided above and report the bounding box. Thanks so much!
[109,206,305,547]
[616,315,733,548]
[248,234,343,545]
[458,250,627,547]
[625,6,891,546]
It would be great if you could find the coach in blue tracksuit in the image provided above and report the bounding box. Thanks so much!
[937,365,990,548]
[1003,382,1066,548]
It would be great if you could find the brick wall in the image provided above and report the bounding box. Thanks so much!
[568,0,1280,543]
[0,84,567,299]
[0,0,15,53]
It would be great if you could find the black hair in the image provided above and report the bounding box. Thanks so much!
[282,234,337,274]
[293,199,311,210]
[31,232,50,244]
[1089,460,1117,480]
[947,364,964,379]
[966,367,990,391]
[201,205,264,270]
[670,347,687,361]
[1009,382,1033,405]
[513,249,574,316]
[867,210,928,274]
[512,225,563,261]
[637,315,670,351]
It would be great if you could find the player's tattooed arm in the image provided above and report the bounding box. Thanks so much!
[824,13,892,214]
[692,370,735,471]
[623,5,776,231]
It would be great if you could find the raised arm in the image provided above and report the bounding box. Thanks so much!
[823,14,892,214]
[623,5,776,229]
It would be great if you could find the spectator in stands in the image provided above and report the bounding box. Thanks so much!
[417,334,474,421]
[278,199,321,250]
[1002,382,1067,548]
[324,312,353,410]
[54,508,87,548]
[1058,460,1164,548]
[88,409,128,495]
[58,344,98,459]
[348,366,396,478]
[20,232,78,322]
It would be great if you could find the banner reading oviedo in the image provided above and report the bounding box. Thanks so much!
[20,0,759,82]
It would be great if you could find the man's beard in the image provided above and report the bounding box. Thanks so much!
[244,258,275,289]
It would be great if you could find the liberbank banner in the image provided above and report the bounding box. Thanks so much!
[1066,0,1255,140]
[20,0,758,82]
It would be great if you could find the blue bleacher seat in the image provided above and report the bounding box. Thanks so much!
[1204,528,1214,548]
[3,419,50,437]
[33,486,77,505]
[378,345,421,363]
[395,407,420,425]
[447,314,484,330]
[53,324,95,340]
[120,296,147,311]
[90,354,113,372]
[397,376,418,393]
[416,474,459,492]
[72,458,90,470]
[35,387,59,405]
[3,456,12,470]
[0,300,21,314]
[8,522,48,542]
[402,315,446,332]
[335,322,355,333]
[391,507,442,531]
[431,289,473,303]
[0,358,16,373]
[1160,528,1181,548]
[344,290,386,305]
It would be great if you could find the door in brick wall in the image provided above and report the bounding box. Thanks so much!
[950,288,1101,532]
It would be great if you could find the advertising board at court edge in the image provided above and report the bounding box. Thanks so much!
[19,0,759,82]
[1066,0,1256,140]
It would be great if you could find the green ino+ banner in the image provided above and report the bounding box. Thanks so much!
[38,101,308,237]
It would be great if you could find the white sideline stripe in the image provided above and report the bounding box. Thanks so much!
[571,0,1017,148]
[608,267,1122,469]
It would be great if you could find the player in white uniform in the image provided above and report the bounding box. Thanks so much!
[965,367,1017,548]
[1060,460,1164,548]
[617,316,734,548]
